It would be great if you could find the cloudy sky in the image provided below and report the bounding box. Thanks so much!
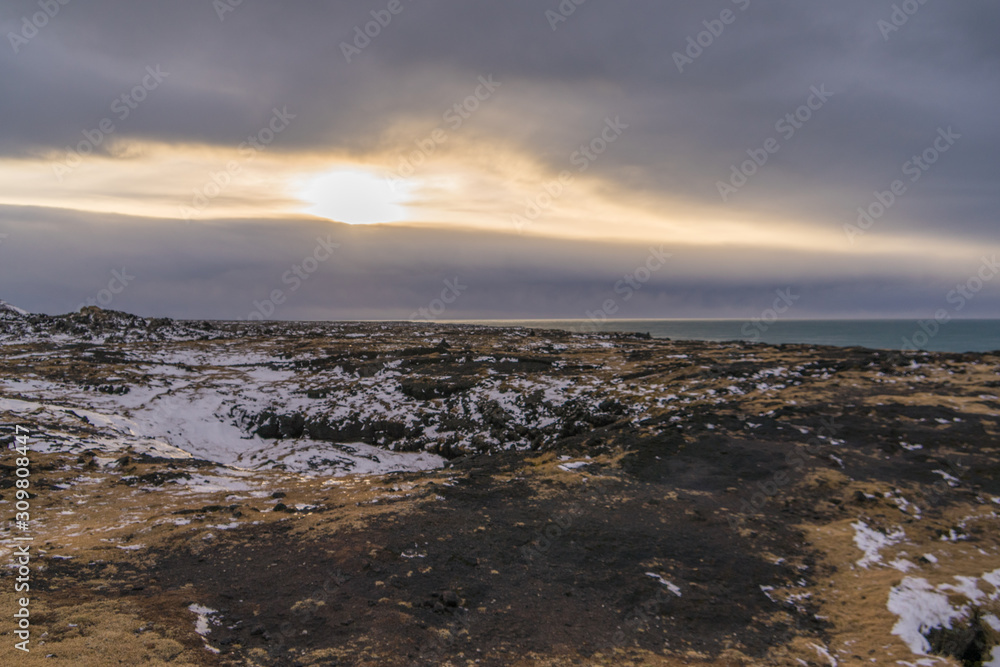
[1,0,998,320]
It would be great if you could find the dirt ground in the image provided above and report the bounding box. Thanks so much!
[1,319,998,665]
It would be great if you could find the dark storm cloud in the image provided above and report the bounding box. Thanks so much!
[1,1,998,317]
[3,2,998,189]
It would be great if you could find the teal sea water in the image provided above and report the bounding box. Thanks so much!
[455,320,1000,354]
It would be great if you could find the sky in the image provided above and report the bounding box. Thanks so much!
[1,0,998,321]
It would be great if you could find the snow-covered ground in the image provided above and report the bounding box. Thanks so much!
[0,314,632,476]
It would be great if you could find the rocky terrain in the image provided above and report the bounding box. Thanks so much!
[0,304,999,666]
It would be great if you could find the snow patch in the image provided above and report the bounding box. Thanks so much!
[645,572,682,597]
[852,521,905,568]
[888,577,965,655]
[888,569,1000,656]
[188,604,219,636]
[809,643,837,666]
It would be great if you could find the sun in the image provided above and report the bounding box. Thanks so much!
[298,168,413,224]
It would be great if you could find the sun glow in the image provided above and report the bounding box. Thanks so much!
[298,168,413,224]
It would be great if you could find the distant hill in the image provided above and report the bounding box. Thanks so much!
[0,299,29,319]
[0,303,221,343]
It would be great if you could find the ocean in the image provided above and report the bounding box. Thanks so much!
[454,319,1000,354]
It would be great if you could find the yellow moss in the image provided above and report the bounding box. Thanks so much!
[0,598,203,666]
